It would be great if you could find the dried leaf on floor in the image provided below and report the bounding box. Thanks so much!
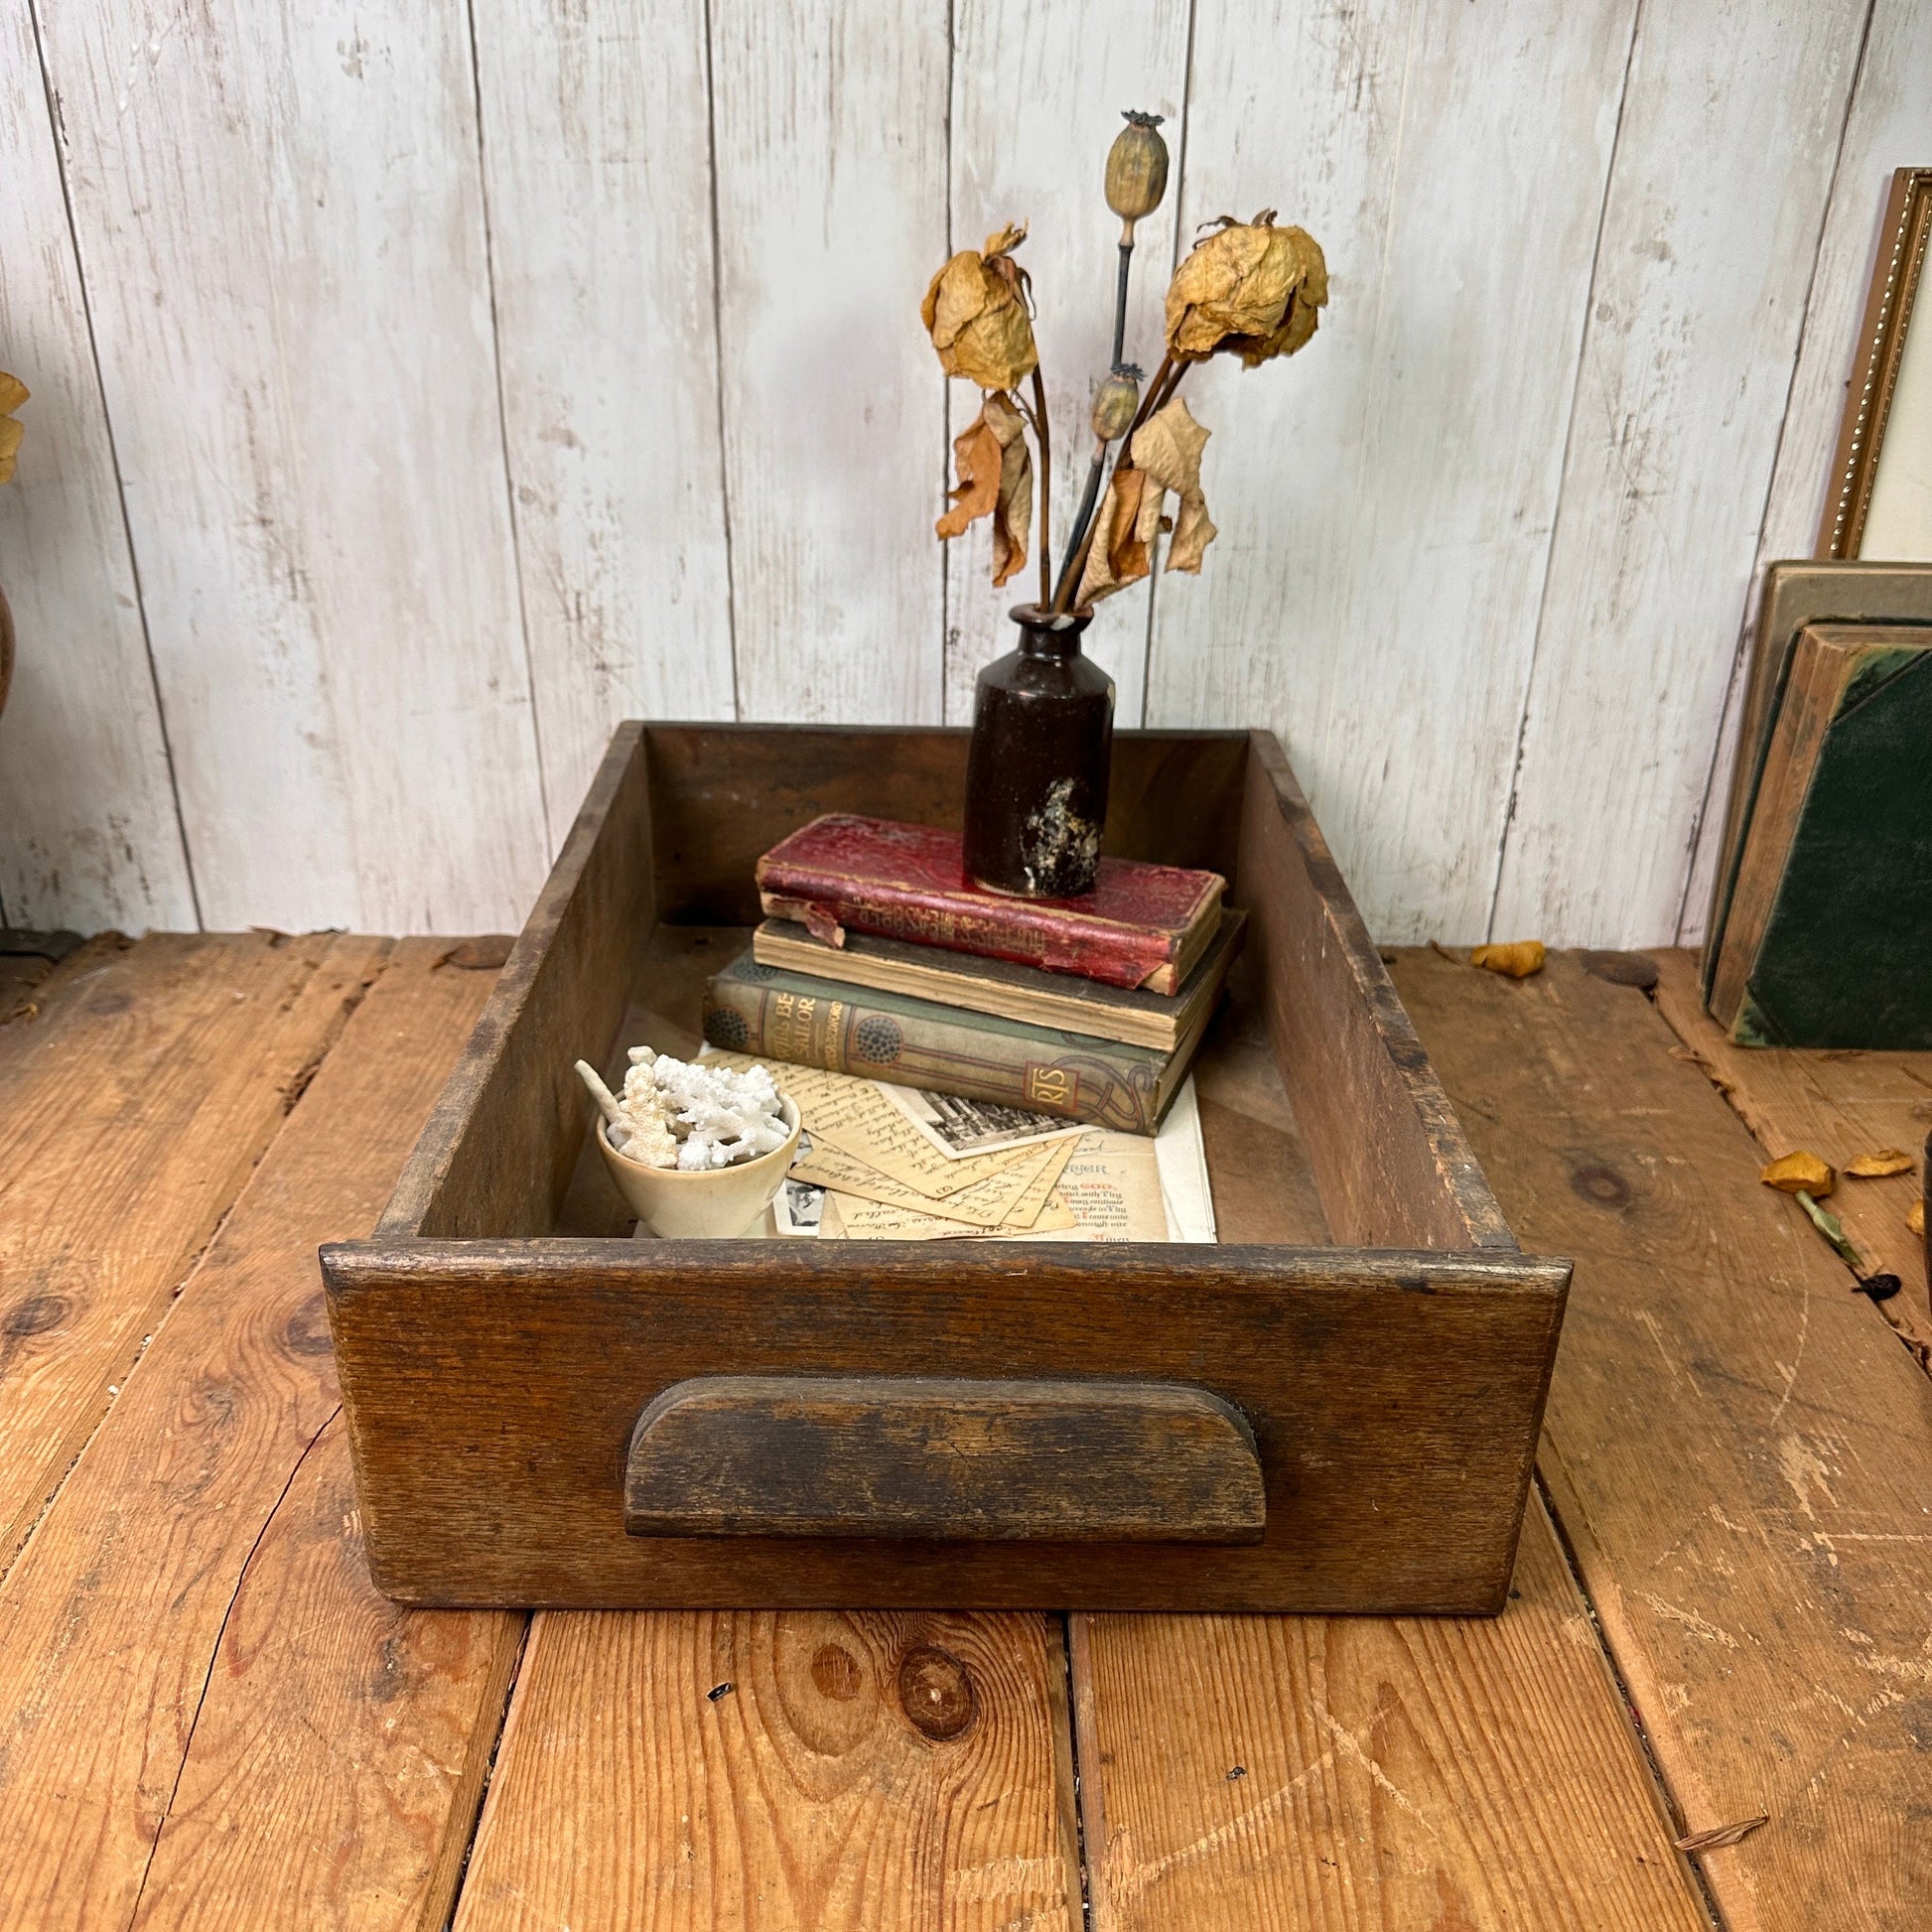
[1909,1199,1925,1237]
[1469,940,1546,979]
[1844,1148,1914,1178]
[1760,1151,1833,1196]
[1674,1813,1768,1854]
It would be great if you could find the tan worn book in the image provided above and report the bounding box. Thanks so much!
[751,907,1246,1051]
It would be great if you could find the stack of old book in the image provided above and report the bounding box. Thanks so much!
[700,812,1243,1136]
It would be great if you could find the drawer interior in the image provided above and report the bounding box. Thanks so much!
[549,922,1331,1248]
[378,723,1514,1257]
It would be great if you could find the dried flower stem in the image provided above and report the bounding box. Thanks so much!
[1112,233,1134,367]
[1052,352,1190,613]
[1030,367,1052,609]
[1054,438,1109,609]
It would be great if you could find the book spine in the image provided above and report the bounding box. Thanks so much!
[702,977,1164,1134]
[754,876,1173,992]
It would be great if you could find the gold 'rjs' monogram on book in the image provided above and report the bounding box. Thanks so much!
[1025,1064,1073,1106]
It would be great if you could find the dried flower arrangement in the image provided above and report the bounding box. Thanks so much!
[0,372,26,485]
[922,113,1327,616]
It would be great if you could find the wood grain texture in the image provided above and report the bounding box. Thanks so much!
[1073,1491,1708,1932]
[32,0,548,931]
[641,725,1247,925]
[623,1375,1265,1543]
[711,0,948,725]
[129,1413,524,1932]
[1393,945,1932,1929]
[1678,0,1932,945]
[1237,735,1513,1251]
[0,0,196,931]
[942,0,1190,729]
[1144,1,1639,944]
[385,724,653,1240]
[1491,0,1870,947]
[0,939,496,1930]
[326,1239,1563,1612]
[1141,0,1408,793]
[0,930,382,1570]
[1650,946,1932,1360]
[472,0,736,850]
[453,1608,1079,1932]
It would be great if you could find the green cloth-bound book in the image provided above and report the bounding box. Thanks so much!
[1707,623,1932,1047]
[701,949,1209,1135]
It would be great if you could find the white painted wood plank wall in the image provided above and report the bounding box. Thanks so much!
[0,0,1919,944]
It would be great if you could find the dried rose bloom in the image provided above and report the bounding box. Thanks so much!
[937,391,1034,587]
[921,222,1039,393]
[1105,112,1169,228]
[1165,214,1327,365]
[0,373,27,484]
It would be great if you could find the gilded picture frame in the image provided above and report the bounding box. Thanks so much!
[1820,167,1932,560]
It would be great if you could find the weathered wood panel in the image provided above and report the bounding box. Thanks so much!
[1395,945,1932,1928]
[1650,947,1932,1363]
[453,1609,1079,1931]
[32,0,548,931]
[710,0,950,726]
[0,940,496,1929]
[0,931,381,1571]
[1678,0,1932,944]
[1491,0,1870,947]
[129,1414,524,1932]
[942,0,1190,730]
[472,0,736,853]
[1074,1496,1709,1932]
[0,0,195,931]
[1140,0,1410,812]
[1145,1,1641,945]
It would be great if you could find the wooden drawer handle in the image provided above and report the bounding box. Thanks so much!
[623,1374,1264,1543]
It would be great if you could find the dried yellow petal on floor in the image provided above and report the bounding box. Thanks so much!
[1909,1199,1925,1236]
[1760,1150,1834,1196]
[1844,1148,1914,1177]
[1470,940,1546,978]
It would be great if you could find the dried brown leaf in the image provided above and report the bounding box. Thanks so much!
[0,371,27,416]
[1166,218,1327,364]
[1075,465,1151,605]
[1469,940,1546,979]
[1844,1148,1914,1177]
[1674,1813,1768,1854]
[921,225,1038,392]
[1128,397,1216,573]
[1760,1150,1834,1197]
[1909,1198,1925,1237]
[0,414,21,486]
[936,393,1033,586]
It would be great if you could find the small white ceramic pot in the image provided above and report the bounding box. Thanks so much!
[597,1094,801,1239]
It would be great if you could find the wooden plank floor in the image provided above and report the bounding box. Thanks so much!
[0,934,1924,1929]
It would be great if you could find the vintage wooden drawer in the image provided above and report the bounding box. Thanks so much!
[322,724,1568,1612]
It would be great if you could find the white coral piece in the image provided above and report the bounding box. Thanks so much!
[613,1045,787,1171]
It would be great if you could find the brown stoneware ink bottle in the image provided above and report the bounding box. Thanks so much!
[962,604,1115,897]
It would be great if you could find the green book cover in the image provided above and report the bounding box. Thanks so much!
[701,950,1202,1135]
[1736,643,1932,1047]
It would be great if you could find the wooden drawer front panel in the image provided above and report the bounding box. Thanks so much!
[323,1243,1567,1614]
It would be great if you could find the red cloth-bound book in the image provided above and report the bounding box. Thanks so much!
[754,814,1225,994]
